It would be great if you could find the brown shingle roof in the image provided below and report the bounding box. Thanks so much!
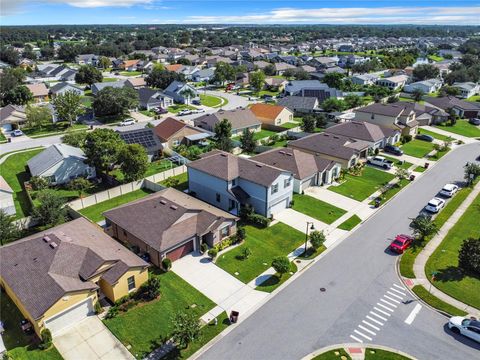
[355,103,406,117]
[154,117,187,142]
[250,103,289,121]
[25,83,49,97]
[325,121,397,143]
[193,108,261,132]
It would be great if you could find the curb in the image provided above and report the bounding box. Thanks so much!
[301,343,418,360]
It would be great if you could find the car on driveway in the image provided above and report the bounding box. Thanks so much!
[425,197,446,213]
[468,118,480,125]
[367,156,394,169]
[440,183,459,197]
[177,109,193,116]
[416,133,434,142]
[389,234,414,253]
[384,144,404,156]
[154,107,168,114]
[448,316,480,343]
[119,119,135,126]
[192,108,206,114]
[11,129,24,137]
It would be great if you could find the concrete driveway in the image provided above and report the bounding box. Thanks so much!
[53,316,134,360]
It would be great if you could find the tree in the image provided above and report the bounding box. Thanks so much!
[271,256,290,278]
[301,116,316,133]
[344,94,363,109]
[294,69,310,80]
[146,67,185,89]
[213,62,235,85]
[282,68,296,80]
[93,87,139,118]
[239,129,256,153]
[118,144,149,182]
[62,131,87,148]
[214,119,233,152]
[171,312,201,349]
[99,56,112,69]
[0,209,21,245]
[264,64,276,76]
[40,46,55,60]
[75,65,103,86]
[249,70,265,93]
[0,46,20,66]
[179,87,196,105]
[321,98,347,113]
[309,230,326,251]
[315,113,328,129]
[68,178,91,198]
[412,64,440,81]
[410,215,438,240]
[32,190,66,227]
[395,168,409,182]
[25,105,52,129]
[464,162,480,185]
[2,85,33,106]
[412,89,424,102]
[29,176,48,191]
[176,57,191,65]
[52,90,82,126]
[323,73,345,89]
[458,238,480,275]
[84,129,124,174]
[242,247,252,260]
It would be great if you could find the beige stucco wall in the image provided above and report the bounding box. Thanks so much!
[99,268,148,302]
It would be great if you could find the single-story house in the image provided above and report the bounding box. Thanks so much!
[193,108,262,137]
[117,125,163,160]
[75,54,99,66]
[27,144,96,185]
[91,80,125,96]
[451,82,479,99]
[350,74,379,86]
[424,96,480,119]
[375,75,409,91]
[26,83,49,103]
[116,59,141,72]
[154,117,211,148]
[273,62,296,75]
[249,103,294,127]
[104,188,238,264]
[284,80,342,102]
[0,217,149,337]
[0,176,15,216]
[164,81,198,104]
[49,82,84,97]
[0,104,27,132]
[191,68,215,83]
[276,96,320,114]
[404,79,442,94]
[125,77,147,89]
[252,148,341,193]
[187,150,294,217]
[264,77,288,91]
[138,87,174,110]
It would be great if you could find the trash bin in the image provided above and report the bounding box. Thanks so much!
[424,162,430,169]
[409,174,416,181]
[229,311,239,323]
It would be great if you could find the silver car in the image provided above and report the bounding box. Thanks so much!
[448,316,480,343]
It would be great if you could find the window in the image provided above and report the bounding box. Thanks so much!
[232,179,236,186]
[284,177,291,188]
[172,139,180,146]
[276,118,281,125]
[220,226,229,238]
[216,193,221,202]
[127,276,136,291]
[271,183,279,194]
[371,114,375,120]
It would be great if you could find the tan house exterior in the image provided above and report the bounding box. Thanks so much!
[250,103,294,127]
[154,117,209,148]
[25,83,49,103]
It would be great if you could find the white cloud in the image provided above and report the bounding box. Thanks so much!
[51,0,153,8]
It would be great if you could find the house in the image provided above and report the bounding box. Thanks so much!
[25,83,49,103]
[0,104,27,132]
[324,121,401,150]
[264,77,288,91]
[163,81,198,104]
[117,126,163,160]
[252,148,341,193]
[138,87,174,110]
[193,108,261,137]
[451,82,479,99]
[288,133,369,168]
[187,150,294,217]
[354,102,420,136]
[424,96,480,119]
[351,74,379,86]
[117,59,141,72]
[253,60,271,70]
[27,144,96,185]
[308,57,337,70]
[0,217,149,337]
[104,188,238,264]
[191,68,215,83]
[404,79,442,94]
[274,62,296,75]
[19,58,36,70]
[154,117,211,148]
[276,96,320,114]
[125,77,147,89]
[0,176,15,216]
[250,103,294,127]
[75,54,99,66]
[284,80,342,102]
[49,82,84,98]
[375,75,409,91]
[91,81,125,96]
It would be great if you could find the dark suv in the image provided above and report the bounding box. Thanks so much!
[384,144,404,156]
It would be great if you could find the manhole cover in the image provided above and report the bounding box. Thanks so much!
[320,287,326,292]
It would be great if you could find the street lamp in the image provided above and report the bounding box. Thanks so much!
[304,222,315,257]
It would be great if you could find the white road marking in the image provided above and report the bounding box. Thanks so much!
[405,304,422,325]
[380,298,398,308]
[354,329,373,341]
[384,295,401,304]
[366,315,384,325]
[350,335,364,343]
[358,324,376,335]
[387,291,404,300]
[390,287,406,296]
[377,303,395,312]
[373,307,391,316]
[393,283,405,290]
[362,320,380,331]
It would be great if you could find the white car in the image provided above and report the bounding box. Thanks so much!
[448,316,480,343]
[425,197,446,213]
[177,110,192,116]
[366,156,394,170]
[193,108,206,114]
[12,129,24,137]
[119,119,135,126]
[440,183,459,197]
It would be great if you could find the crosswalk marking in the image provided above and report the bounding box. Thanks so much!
[358,324,376,335]
[373,307,391,316]
[350,334,364,343]
[393,283,405,290]
[390,287,406,296]
[362,320,380,331]
[384,295,401,304]
[354,329,373,341]
[405,304,422,325]
[387,291,404,300]
[380,298,398,308]
[377,302,395,312]
[366,315,384,325]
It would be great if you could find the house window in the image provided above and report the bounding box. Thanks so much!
[232,179,236,186]
[371,114,375,120]
[127,276,136,291]
[271,183,279,194]
[172,139,180,146]
[284,177,291,188]
[276,118,281,125]
[220,226,229,238]
[216,193,221,202]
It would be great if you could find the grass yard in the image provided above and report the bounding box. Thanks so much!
[411,285,467,317]
[312,348,352,360]
[216,223,305,283]
[1,291,63,360]
[382,155,413,170]
[280,121,301,130]
[436,120,480,138]
[258,89,280,97]
[401,139,435,158]
[167,104,197,113]
[418,128,453,141]
[255,262,297,293]
[300,244,327,260]
[427,55,444,62]
[370,178,410,206]
[29,181,110,207]
[139,109,156,117]
[365,348,413,360]
[102,77,119,82]
[81,95,93,108]
[270,139,288,148]
[0,148,43,218]
[234,129,280,142]
[466,95,480,102]
[79,188,153,222]
[0,131,7,143]
[112,159,175,183]
[398,97,425,105]
[328,167,395,202]
[119,71,142,76]
[425,193,480,309]
[159,172,188,191]
[414,166,426,173]
[292,194,347,224]
[199,94,224,107]
[337,214,362,231]
[22,123,88,138]
[104,270,216,359]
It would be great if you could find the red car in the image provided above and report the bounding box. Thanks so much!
[390,234,414,253]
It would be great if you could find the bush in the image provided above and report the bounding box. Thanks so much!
[208,248,218,260]
[136,277,161,301]
[271,256,290,278]
[162,258,172,271]
[105,306,119,319]
[39,329,52,350]
[215,237,233,251]
[249,213,271,228]
[200,243,208,254]
[29,176,48,191]
[236,227,246,242]
[309,230,326,250]
[458,238,480,275]
[401,135,412,144]
[94,301,103,314]
[241,247,252,260]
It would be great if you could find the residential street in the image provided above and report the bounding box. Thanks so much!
[198,142,480,360]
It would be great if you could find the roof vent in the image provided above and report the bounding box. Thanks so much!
[255,164,263,168]
[220,153,227,157]
[170,205,178,210]
[49,242,58,249]
[43,236,51,243]
[160,200,167,205]
[279,151,286,155]
[286,153,292,156]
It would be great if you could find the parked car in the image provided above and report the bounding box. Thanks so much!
[154,107,168,114]
[416,133,434,142]
[440,183,459,197]
[367,156,394,170]
[384,144,403,156]
[425,197,446,213]
[468,118,480,125]
[177,109,192,116]
[192,99,201,105]
[11,129,24,137]
[248,96,259,101]
[389,234,414,254]
[448,316,480,343]
[119,119,135,126]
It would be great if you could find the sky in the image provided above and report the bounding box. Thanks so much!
[1,0,480,26]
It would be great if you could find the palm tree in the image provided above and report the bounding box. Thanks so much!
[180,87,196,105]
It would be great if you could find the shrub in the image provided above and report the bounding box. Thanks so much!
[236,227,246,242]
[162,258,172,271]
[309,230,326,250]
[105,306,119,319]
[458,238,480,275]
[200,243,208,254]
[94,301,103,314]
[208,248,218,260]
[271,256,290,278]
[39,329,52,350]
[249,213,271,228]
[401,135,412,144]
[29,176,48,191]
[137,277,161,301]
[241,247,252,260]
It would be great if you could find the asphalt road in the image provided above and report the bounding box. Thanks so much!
[199,142,480,360]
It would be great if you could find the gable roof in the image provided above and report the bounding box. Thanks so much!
[325,121,397,143]
[49,82,83,94]
[125,77,146,88]
[27,144,87,176]
[355,103,408,117]
[277,96,319,111]
[154,117,187,142]
[250,103,291,121]
[165,64,184,72]
[92,80,125,93]
[117,127,163,153]
[193,108,261,131]
[0,104,26,124]
[425,96,480,111]
[25,83,49,97]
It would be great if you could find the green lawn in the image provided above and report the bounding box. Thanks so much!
[427,55,444,62]
[30,181,110,207]
[436,120,480,138]
[112,160,175,183]
[258,89,280,97]
[234,129,280,142]
[328,167,395,202]
[199,94,224,108]
[1,291,63,360]
[425,193,480,309]
[0,149,43,218]
[292,194,347,224]
[102,77,119,82]
[398,97,425,105]
[256,262,297,293]
[411,285,468,317]
[159,172,188,191]
[466,95,480,102]
[382,155,413,170]
[401,139,435,158]
[104,270,216,359]
[337,214,362,231]
[369,178,410,206]
[79,188,153,222]
[0,131,7,143]
[119,71,142,76]
[22,123,88,138]
[270,139,288,148]
[418,128,453,141]
[312,348,352,360]
[216,223,305,283]
[167,104,197,113]
[414,166,426,173]
[365,348,413,360]
[81,95,93,108]
[139,109,155,117]
[280,121,301,130]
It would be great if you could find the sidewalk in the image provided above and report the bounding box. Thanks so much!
[412,181,480,318]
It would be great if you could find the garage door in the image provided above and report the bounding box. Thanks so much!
[166,240,194,261]
[301,176,316,191]
[270,198,289,216]
[44,298,94,335]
